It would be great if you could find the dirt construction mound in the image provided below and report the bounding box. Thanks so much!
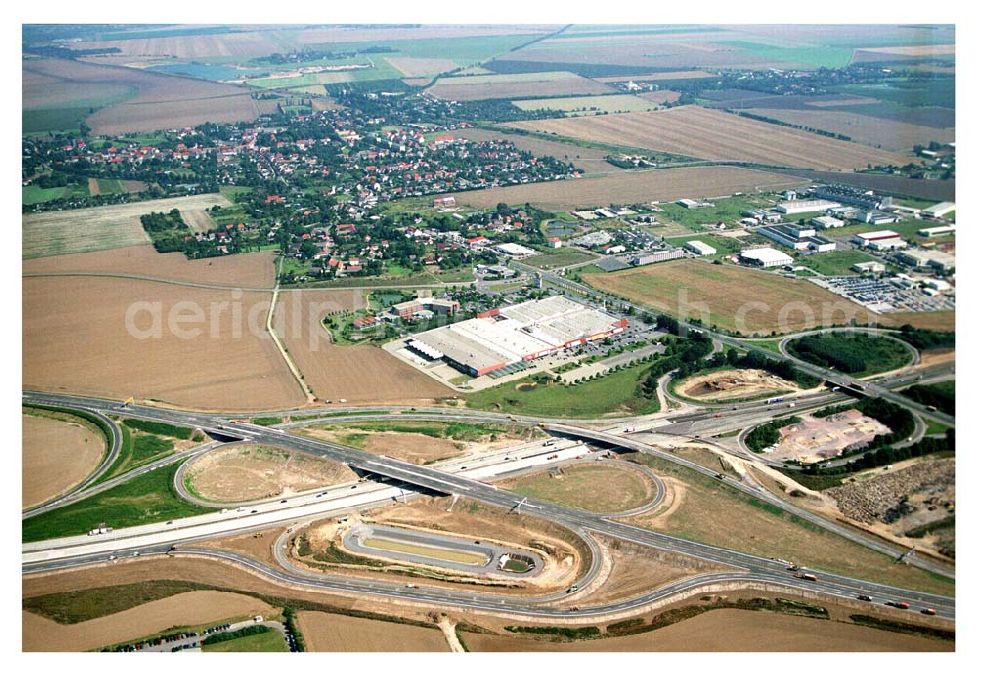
[184,445,358,503]
[679,369,798,402]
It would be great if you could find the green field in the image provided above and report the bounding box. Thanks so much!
[22,461,212,542]
[22,183,89,205]
[203,628,288,653]
[513,94,659,115]
[94,419,195,483]
[464,362,659,418]
[902,380,955,416]
[653,195,776,230]
[798,249,877,276]
[522,249,598,269]
[503,463,654,514]
[786,332,913,377]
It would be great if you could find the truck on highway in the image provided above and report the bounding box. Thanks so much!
[766,396,785,404]
[546,454,558,460]
[88,527,112,536]
[795,572,818,582]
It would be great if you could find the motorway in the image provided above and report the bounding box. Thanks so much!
[22,390,955,624]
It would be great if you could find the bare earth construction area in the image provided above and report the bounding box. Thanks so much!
[677,369,800,403]
[770,410,891,463]
[183,445,358,503]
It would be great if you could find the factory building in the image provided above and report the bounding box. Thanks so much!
[405,297,627,377]
[494,242,538,259]
[739,247,794,268]
[917,224,956,237]
[776,199,841,215]
[811,184,892,211]
[852,230,905,249]
[390,297,460,320]
[810,215,845,229]
[684,240,717,257]
[921,201,956,219]
[631,248,685,266]
[851,261,886,274]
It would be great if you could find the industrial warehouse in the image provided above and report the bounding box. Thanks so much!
[403,296,628,377]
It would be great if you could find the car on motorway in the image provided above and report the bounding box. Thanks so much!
[857,594,873,602]
[280,499,288,503]
[921,608,937,616]
[886,601,910,609]
[566,585,579,593]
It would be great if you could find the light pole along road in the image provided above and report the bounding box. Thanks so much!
[22,391,955,623]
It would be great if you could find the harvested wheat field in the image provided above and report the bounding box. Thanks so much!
[23,193,233,260]
[455,128,624,174]
[448,166,804,211]
[583,260,874,335]
[183,445,358,503]
[297,611,449,652]
[743,107,954,152]
[461,608,953,652]
[23,245,276,289]
[23,277,304,411]
[22,591,276,652]
[427,72,614,101]
[23,58,274,135]
[273,290,450,406]
[384,56,459,77]
[297,427,467,465]
[677,369,800,403]
[879,311,955,333]
[506,105,910,170]
[22,409,106,509]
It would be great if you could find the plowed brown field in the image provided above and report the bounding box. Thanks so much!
[22,591,276,652]
[22,411,105,509]
[23,245,276,289]
[506,105,910,169]
[446,166,804,211]
[273,290,450,406]
[297,612,449,652]
[22,277,304,411]
[461,608,953,651]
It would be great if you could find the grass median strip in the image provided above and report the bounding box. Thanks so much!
[22,461,212,542]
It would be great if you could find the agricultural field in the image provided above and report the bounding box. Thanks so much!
[297,612,449,652]
[22,408,107,509]
[506,106,910,170]
[23,277,305,411]
[23,245,276,289]
[498,463,656,514]
[632,457,953,595]
[384,56,459,77]
[272,289,451,406]
[741,107,954,152]
[22,183,90,205]
[427,71,615,101]
[452,128,625,174]
[22,58,275,135]
[461,608,953,652]
[22,193,233,259]
[583,260,875,335]
[183,445,358,503]
[447,166,804,210]
[22,591,276,652]
[593,70,716,83]
[513,94,661,116]
[202,627,288,653]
